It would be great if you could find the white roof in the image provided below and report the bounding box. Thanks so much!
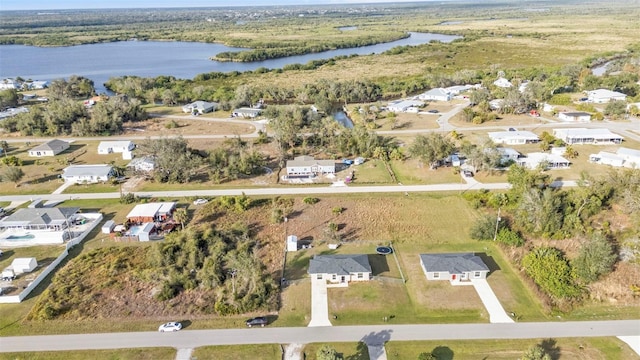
[587,89,626,98]
[489,131,539,140]
[493,77,513,88]
[591,151,623,162]
[617,147,640,159]
[422,88,450,97]
[522,152,570,168]
[12,257,37,266]
[388,100,424,110]
[553,128,623,140]
[63,164,112,177]
[126,202,176,219]
[497,147,520,157]
[98,141,133,149]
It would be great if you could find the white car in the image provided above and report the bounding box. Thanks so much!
[158,322,182,332]
[193,198,208,205]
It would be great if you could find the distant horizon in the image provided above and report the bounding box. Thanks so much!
[1,0,453,11]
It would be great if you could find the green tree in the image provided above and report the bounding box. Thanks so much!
[470,214,503,241]
[515,188,564,237]
[572,233,617,283]
[0,140,9,157]
[316,344,340,360]
[173,208,189,231]
[418,352,436,360]
[408,133,455,169]
[520,344,552,360]
[522,247,581,299]
[0,89,19,109]
[3,166,25,187]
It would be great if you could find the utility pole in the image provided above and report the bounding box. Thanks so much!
[493,207,501,241]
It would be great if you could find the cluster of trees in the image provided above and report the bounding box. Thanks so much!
[467,166,640,303]
[0,89,19,109]
[148,219,277,314]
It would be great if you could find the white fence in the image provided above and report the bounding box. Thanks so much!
[0,213,103,303]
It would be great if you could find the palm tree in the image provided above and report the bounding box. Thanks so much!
[173,208,188,231]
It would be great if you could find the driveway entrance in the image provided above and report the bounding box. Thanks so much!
[308,276,332,327]
[470,279,514,323]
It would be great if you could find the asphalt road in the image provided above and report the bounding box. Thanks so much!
[1,321,638,352]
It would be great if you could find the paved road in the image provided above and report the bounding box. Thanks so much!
[1,321,638,352]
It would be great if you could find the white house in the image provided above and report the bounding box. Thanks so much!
[558,111,591,122]
[445,84,476,96]
[518,152,571,170]
[126,202,176,223]
[232,107,262,118]
[127,156,156,172]
[11,258,38,274]
[419,253,489,284]
[182,100,218,114]
[308,254,372,284]
[493,77,513,88]
[553,128,623,145]
[488,131,539,145]
[617,147,640,167]
[418,88,452,102]
[98,141,135,159]
[590,147,640,168]
[587,89,627,103]
[0,207,79,231]
[61,165,114,184]
[23,80,48,90]
[28,139,70,157]
[286,156,335,177]
[497,147,521,164]
[489,99,505,110]
[387,100,424,113]
[0,78,20,90]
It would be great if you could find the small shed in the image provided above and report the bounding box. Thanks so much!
[287,235,298,252]
[11,257,38,274]
[101,220,115,234]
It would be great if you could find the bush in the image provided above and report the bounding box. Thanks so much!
[496,228,524,247]
[522,247,582,299]
[303,197,320,205]
[470,214,503,241]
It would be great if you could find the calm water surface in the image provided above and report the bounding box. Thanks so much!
[0,32,460,93]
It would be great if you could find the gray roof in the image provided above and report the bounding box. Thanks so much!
[62,164,113,177]
[308,254,372,275]
[287,155,335,167]
[30,139,69,152]
[420,253,489,273]
[0,207,79,228]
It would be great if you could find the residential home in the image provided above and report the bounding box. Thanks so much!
[497,147,521,164]
[493,77,513,88]
[0,78,20,90]
[553,128,623,145]
[558,111,591,122]
[308,254,372,284]
[286,156,335,177]
[232,107,262,118]
[386,100,424,113]
[182,100,218,114]
[617,147,640,167]
[586,89,627,103]
[0,207,79,231]
[127,156,156,172]
[488,131,539,145]
[24,80,48,90]
[444,84,477,96]
[418,88,452,102]
[61,164,114,184]
[419,253,489,284]
[489,99,504,110]
[28,139,70,157]
[126,202,176,223]
[518,152,571,170]
[518,80,530,93]
[97,141,135,160]
[590,147,640,168]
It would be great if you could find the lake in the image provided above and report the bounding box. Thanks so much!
[0,32,460,93]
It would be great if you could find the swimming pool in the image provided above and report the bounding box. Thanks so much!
[5,234,35,241]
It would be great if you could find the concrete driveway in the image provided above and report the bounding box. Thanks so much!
[308,277,332,327]
[470,279,514,323]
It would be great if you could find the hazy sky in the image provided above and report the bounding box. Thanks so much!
[1,0,439,11]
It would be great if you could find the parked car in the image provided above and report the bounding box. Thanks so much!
[246,316,268,327]
[158,322,182,332]
[193,198,208,205]
[508,128,516,131]
[463,170,474,177]
[427,109,439,113]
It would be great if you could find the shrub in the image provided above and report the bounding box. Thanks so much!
[496,228,525,247]
[303,197,320,205]
[470,214,503,241]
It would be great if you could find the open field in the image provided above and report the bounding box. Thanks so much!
[192,344,282,360]
[302,343,369,360]
[0,348,175,360]
[385,337,639,360]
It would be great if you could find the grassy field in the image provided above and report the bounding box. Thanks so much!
[192,344,282,360]
[0,348,176,360]
[302,343,369,360]
[385,337,639,360]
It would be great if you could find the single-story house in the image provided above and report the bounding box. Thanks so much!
[98,141,135,154]
[182,100,218,114]
[497,147,521,164]
[286,156,335,177]
[558,111,591,122]
[126,202,176,223]
[387,100,424,113]
[0,207,79,231]
[24,80,48,90]
[518,80,530,93]
[232,107,262,118]
[127,156,156,172]
[62,164,114,184]
[445,84,476,95]
[308,254,372,284]
[28,139,70,157]
[518,152,571,170]
[11,257,38,274]
[418,88,452,102]
[488,131,539,145]
[553,128,623,145]
[590,147,640,168]
[0,78,20,90]
[419,253,489,284]
[586,89,627,103]
[489,99,505,110]
[493,77,513,88]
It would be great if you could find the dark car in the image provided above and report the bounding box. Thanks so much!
[463,170,474,177]
[246,316,268,327]
[427,109,439,113]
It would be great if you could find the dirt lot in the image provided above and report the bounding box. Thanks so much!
[121,117,255,137]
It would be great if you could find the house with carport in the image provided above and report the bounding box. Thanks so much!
[586,89,627,103]
[28,139,69,157]
[488,131,539,145]
[126,202,176,224]
[308,254,372,285]
[386,100,424,113]
[61,164,114,184]
[286,156,335,178]
[558,111,591,122]
[518,152,571,170]
[553,128,623,145]
[232,107,262,118]
[182,100,218,114]
[590,147,640,168]
[419,253,489,284]
[98,141,135,159]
